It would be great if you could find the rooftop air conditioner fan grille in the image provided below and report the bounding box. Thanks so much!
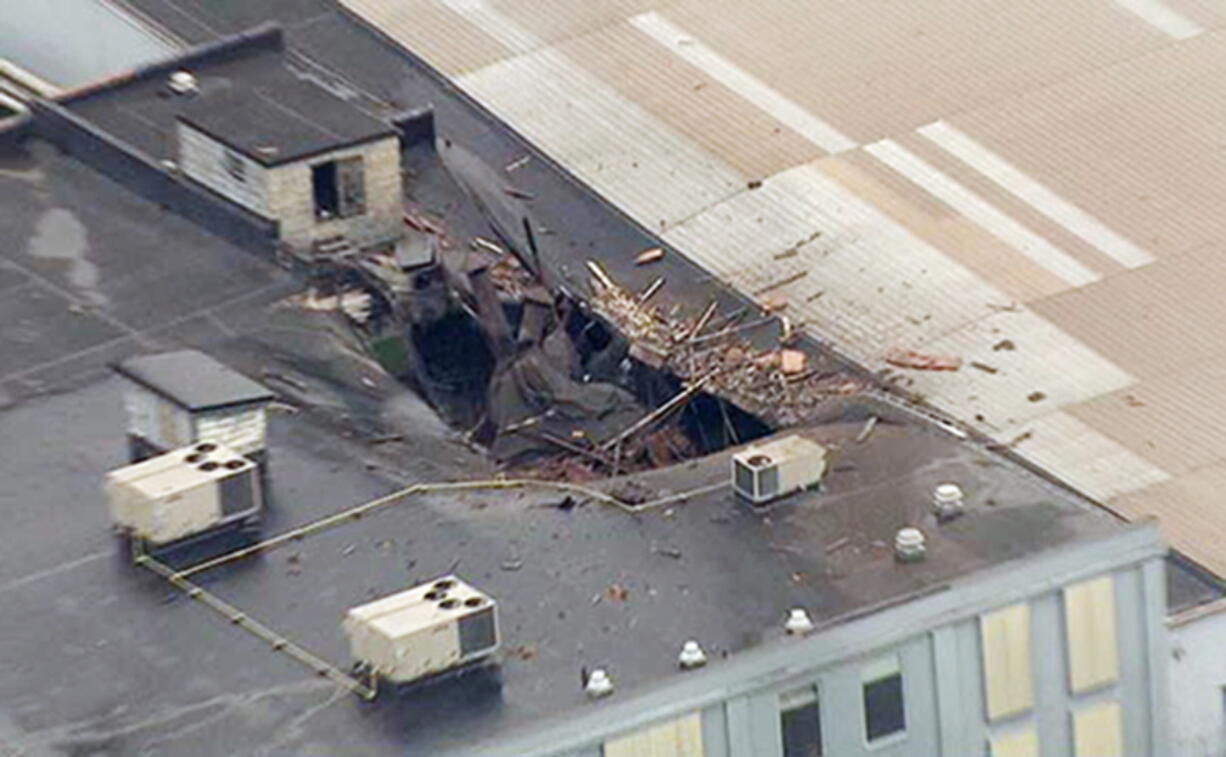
[756,465,780,500]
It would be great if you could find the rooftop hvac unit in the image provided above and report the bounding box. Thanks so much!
[731,434,828,506]
[343,576,499,685]
[105,441,262,547]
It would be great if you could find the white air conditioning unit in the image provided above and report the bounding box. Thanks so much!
[731,434,828,505]
[105,441,262,546]
[343,576,499,685]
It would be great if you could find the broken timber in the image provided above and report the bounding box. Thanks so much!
[582,259,865,428]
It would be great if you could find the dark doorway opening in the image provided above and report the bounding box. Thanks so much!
[312,161,339,219]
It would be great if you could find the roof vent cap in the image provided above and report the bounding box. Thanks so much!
[678,640,707,670]
[933,482,964,522]
[784,608,814,635]
[895,527,926,563]
[168,70,198,95]
[585,668,614,698]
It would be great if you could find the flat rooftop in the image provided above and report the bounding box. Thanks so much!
[0,131,1140,757]
[336,0,1226,578]
[0,366,1131,756]
[60,29,394,166]
[178,82,395,166]
[0,2,1217,754]
[115,349,274,411]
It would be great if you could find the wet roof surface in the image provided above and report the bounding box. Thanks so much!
[0,133,1132,756]
[114,349,274,410]
[0,2,1216,755]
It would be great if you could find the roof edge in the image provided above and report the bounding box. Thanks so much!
[176,117,398,167]
[57,23,284,106]
[111,360,275,412]
[456,519,1165,757]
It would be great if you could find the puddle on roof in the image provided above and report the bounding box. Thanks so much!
[0,0,177,88]
[26,207,107,307]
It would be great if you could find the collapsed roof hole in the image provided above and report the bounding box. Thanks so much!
[410,313,494,427]
[676,387,772,456]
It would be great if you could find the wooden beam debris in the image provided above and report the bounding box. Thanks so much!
[602,372,717,452]
[638,277,665,303]
[753,269,809,296]
[635,247,665,265]
[472,237,505,255]
[581,259,863,427]
[686,301,718,342]
[586,260,615,290]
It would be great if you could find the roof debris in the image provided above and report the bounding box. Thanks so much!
[884,348,963,372]
[584,261,865,426]
[635,247,665,265]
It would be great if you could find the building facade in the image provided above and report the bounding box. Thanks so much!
[177,121,402,251]
[1168,601,1226,756]
[173,81,403,254]
[464,522,1167,757]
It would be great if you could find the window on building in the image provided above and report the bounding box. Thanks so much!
[603,712,704,757]
[862,656,906,743]
[312,156,365,220]
[780,685,823,757]
[989,728,1039,757]
[1071,701,1123,757]
[223,150,245,183]
[1063,575,1119,694]
[980,602,1034,720]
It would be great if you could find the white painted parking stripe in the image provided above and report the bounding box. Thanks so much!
[437,0,541,54]
[1109,0,1204,39]
[919,121,1156,269]
[629,11,858,155]
[864,139,1102,288]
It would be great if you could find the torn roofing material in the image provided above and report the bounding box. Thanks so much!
[337,0,1226,579]
[177,81,396,166]
[113,349,273,411]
